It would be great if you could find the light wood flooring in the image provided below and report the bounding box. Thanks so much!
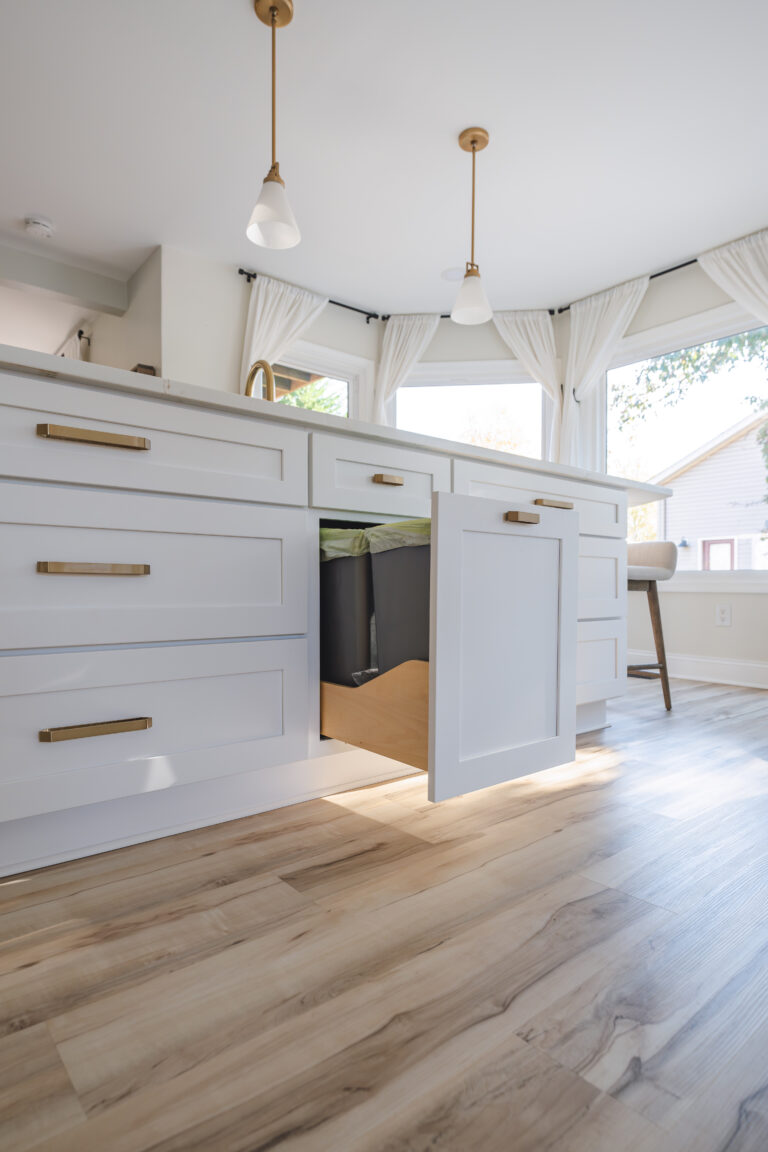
[2,677,768,1151]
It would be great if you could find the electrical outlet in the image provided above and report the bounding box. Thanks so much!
[715,603,732,627]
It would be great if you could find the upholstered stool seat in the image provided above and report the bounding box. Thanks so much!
[627,564,675,582]
[627,541,678,710]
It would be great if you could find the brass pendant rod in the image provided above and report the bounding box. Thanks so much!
[271,7,277,168]
[470,143,476,269]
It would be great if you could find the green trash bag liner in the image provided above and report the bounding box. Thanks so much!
[365,518,431,554]
[319,527,370,562]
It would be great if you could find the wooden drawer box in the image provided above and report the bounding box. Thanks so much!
[453,459,627,539]
[311,432,451,517]
[576,619,626,705]
[578,536,627,621]
[1,485,309,648]
[0,375,308,505]
[0,639,309,820]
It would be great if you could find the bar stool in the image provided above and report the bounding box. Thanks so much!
[627,542,678,710]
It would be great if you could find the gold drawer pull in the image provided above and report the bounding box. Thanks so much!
[372,473,405,486]
[37,562,151,576]
[534,497,574,510]
[39,717,152,743]
[37,423,151,451]
[504,510,540,525]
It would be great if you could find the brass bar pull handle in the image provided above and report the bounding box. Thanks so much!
[39,717,152,743]
[372,473,405,486]
[37,423,151,451]
[534,498,574,510]
[504,510,540,525]
[37,562,151,576]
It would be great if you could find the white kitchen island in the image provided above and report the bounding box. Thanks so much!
[0,345,669,874]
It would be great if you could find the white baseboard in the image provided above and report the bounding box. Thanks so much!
[628,649,768,690]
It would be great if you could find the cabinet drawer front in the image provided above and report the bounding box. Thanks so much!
[453,459,627,538]
[576,619,626,704]
[0,639,309,820]
[578,537,627,621]
[1,485,308,647]
[0,375,308,505]
[312,433,451,516]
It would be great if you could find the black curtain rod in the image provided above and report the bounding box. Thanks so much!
[549,258,698,316]
[238,268,380,324]
[241,255,699,325]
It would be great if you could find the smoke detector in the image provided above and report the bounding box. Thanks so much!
[24,216,55,239]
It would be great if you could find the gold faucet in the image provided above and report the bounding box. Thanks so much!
[245,359,276,402]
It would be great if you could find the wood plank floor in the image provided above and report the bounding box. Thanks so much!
[2,678,768,1151]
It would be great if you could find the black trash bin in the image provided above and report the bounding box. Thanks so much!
[366,519,431,675]
[319,528,373,687]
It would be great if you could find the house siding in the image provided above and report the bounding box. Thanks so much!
[662,425,767,570]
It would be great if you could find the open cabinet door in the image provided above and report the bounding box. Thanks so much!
[429,491,578,802]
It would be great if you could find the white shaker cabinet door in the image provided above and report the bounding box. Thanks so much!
[429,492,578,802]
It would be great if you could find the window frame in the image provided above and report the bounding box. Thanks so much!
[603,299,768,592]
[277,339,375,422]
[398,358,550,461]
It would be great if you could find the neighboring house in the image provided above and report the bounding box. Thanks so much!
[653,414,768,571]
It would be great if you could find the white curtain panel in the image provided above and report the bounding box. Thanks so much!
[698,228,768,326]
[493,309,561,461]
[240,274,328,392]
[559,275,649,468]
[372,313,439,425]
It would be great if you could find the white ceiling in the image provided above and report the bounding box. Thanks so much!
[1,0,768,314]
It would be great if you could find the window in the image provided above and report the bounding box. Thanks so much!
[702,539,735,571]
[273,362,349,417]
[396,379,543,460]
[607,325,768,571]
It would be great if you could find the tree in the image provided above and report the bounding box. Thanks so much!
[277,379,346,416]
[610,329,768,486]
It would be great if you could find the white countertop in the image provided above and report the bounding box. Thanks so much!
[0,343,671,507]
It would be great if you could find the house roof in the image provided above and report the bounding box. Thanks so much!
[652,413,768,485]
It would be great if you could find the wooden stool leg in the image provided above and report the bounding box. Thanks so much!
[647,581,671,711]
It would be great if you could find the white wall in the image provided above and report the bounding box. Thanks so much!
[628,589,768,688]
[90,248,162,374]
[160,248,247,393]
[626,262,732,336]
[422,316,510,361]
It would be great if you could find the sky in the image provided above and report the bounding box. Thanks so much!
[607,358,768,481]
[397,383,542,458]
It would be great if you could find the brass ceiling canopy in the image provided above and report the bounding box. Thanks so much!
[254,0,294,28]
[458,127,489,153]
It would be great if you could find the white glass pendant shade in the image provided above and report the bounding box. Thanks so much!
[246,176,301,249]
[451,269,492,325]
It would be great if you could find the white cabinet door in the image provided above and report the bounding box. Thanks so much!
[429,492,578,802]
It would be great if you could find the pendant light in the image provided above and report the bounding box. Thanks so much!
[246,0,300,250]
[451,127,492,325]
